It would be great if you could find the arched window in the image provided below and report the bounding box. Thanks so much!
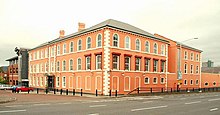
[77,58,82,70]
[153,43,158,54]
[113,34,119,47]
[87,37,91,49]
[144,77,149,84]
[69,59,73,71]
[70,41,74,52]
[136,39,140,51]
[62,60,66,71]
[145,41,150,53]
[161,44,165,55]
[78,39,82,51]
[125,36,130,49]
[96,34,102,47]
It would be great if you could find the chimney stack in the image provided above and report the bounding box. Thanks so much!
[59,30,65,38]
[78,22,85,32]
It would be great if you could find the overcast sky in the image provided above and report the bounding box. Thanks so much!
[0,0,220,66]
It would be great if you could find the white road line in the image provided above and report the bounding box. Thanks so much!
[210,108,218,112]
[89,105,107,108]
[185,101,201,105]
[131,105,168,112]
[208,98,220,101]
[143,101,153,103]
[88,113,99,115]
[33,103,51,106]
[5,105,23,108]
[180,98,186,100]
[58,102,71,105]
[0,109,26,113]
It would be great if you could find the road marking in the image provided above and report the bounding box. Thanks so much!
[210,108,218,112]
[185,101,201,105]
[88,113,99,115]
[199,96,205,98]
[89,105,107,108]
[0,109,26,113]
[5,105,23,108]
[143,101,153,103]
[131,105,168,112]
[33,103,51,106]
[214,95,219,96]
[58,102,71,105]
[208,98,220,101]
[180,98,186,100]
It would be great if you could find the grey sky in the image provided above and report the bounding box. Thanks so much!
[0,0,220,66]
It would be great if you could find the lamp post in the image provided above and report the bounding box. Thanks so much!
[177,38,198,83]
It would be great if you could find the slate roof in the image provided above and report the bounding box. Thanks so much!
[202,67,220,74]
[177,42,202,52]
[5,56,18,61]
[30,19,169,50]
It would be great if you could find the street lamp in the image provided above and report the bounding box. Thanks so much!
[177,38,198,81]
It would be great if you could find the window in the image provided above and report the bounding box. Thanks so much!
[62,76,66,88]
[70,42,74,52]
[113,34,119,47]
[63,43,67,54]
[62,60,66,71]
[76,76,81,89]
[190,64,193,74]
[161,78,165,84]
[196,54,199,61]
[69,59,73,71]
[190,80,193,85]
[153,43,158,54]
[135,57,141,71]
[145,58,150,71]
[124,77,130,91]
[161,61,165,72]
[97,34,102,47]
[161,44,165,55]
[51,47,54,57]
[40,77,43,86]
[86,56,91,70]
[190,52,194,61]
[196,65,199,74]
[144,77,149,84]
[36,77,39,86]
[77,58,82,70]
[136,39,140,51]
[184,80,187,85]
[37,51,40,59]
[57,61,60,71]
[51,61,54,72]
[45,48,48,58]
[213,82,216,86]
[124,56,130,71]
[153,77,157,84]
[57,45,60,55]
[96,55,102,70]
[113,55,119,70]
[153,59,158,72]
[45,77,47,86]
[125,36,130,49]
[145,41,150,53]
[87,37,91,49]
[45,63,48,72]
[78,39,82,51]
[184,51,188,60]
[196,80,199,85]
[85,76,91,90]
[184,64,188,73]
[56,77,60,87]
[205,82,208,86]
[41,50,44,59]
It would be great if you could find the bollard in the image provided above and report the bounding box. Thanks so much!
[57,89,59,92]
[81,89,83,96]
[150,88,153,93]
[37,88,39,94]
[66,89,68,95]
[46,89,48,94]
[193,88,194,92]
[54,89,56,94]
[171,88,172,93]
[137,87,139,94]
[115,90,117,97]
[109,90,112,97]
[96,89,98,96]
[73,89,75,96]
[28,90,30,94]
[161,88,163,93]
[186,88,188,92]
[60,89,63,95]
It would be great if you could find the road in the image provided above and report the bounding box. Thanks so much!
[0,92,220,115]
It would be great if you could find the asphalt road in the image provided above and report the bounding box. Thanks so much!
[1,92,220,115]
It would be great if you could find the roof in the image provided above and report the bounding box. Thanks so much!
[177,42,203,53]
[202,67,220,74]
[30,19,169,51]
[5,56,18,61]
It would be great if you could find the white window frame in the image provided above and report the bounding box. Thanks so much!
[76,76,81,89]
[125,36,130,49]
[195,79,199,85]
[190,64,193,74]
[135,38,141,51]
[184,51,188,60]
[161,44,165,55]
[135,57,141,71]
[62,60,66,71]
[57,61,60,71]
[153,77,158,84]
[161,77,165,84]
[57,45,60,55]
[184,64,188,74]
[112,55,119,70]
[153,60,158,72]
[144,77,150,84]
[113,33,119,47]
[153,43,158,54]
[69,59,73,71]
[56,77,60,87]
[96,34,102,47]
[63,43,67,54]
[145,41,150,53]
[86,37,92,49]
[124,56,130,71]
[62,76,66,88]
[190,79,193,85]
[86,56,91,70]
[190,52,194,61]
[184,79,187,85]
[77,58,82,70]
[96,55,102,70]
[196,65,199,74]
[77,39,82,51]
[70,41,74,53]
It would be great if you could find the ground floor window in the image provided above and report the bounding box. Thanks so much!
[62,76,66,88]
[124,76,130,91]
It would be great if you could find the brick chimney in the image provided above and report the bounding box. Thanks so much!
[59,30,65,38]
[78,22,85,32]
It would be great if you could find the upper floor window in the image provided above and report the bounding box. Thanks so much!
[145,41,150,53]
[87,37,91,49]
[37,51,40,59]
[196,65,199,74]
[70,42,74,52]
[77,58,82,70]
[161,60,165,72]
[184,51,188,60]
[51,47,54,57]
[124,56,130,71]
[113,34,119,47]
[190,64,193,74]
[153,59,158,72]
[97,34,102,47]
[135,57,141,71]
[145,58,150,71]
[125,36,130,49]
[136,39,140,51]
[96,55,102,70]
[45,48,48,58]
[78,39,82,51]
[41,50,44,59]
[69,59,73,71]
[86,56,91,70]
[153,43,158,54]
[184,64,188,73]
[161,44,165,55]
[57,61,60,71]
[62,60,66,71]
[190,52,194,61]
[57,45,60,55]
[112,55,119,70]
[196,54,199,61]
[63,43,67,54]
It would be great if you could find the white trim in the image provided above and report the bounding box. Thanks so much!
[184,79,187,85]
[153,42,158,54]
[124,36,130,49]
[62,76,66,88]
[124,76,130,91]
[77,58,82,70]
[85,76,91,90]
[135,38,141,51]
[145,40,150,53]
[86,36,92,49]
[69,59,73,71]
[112,33,119,47]
[63,43,67,54]
[190,79,193,85]
[62,60,66,71]
[96,33,102,48]
[195,79,199,85]
[56,76,60,88]
[160,77,165,84]
[69,41,74,53]
[77,39,82,51]
[144,77,150,84]
[57,45,60,55]
[153,77,158,84]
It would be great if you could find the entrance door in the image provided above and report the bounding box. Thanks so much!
[47,76,54,90]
